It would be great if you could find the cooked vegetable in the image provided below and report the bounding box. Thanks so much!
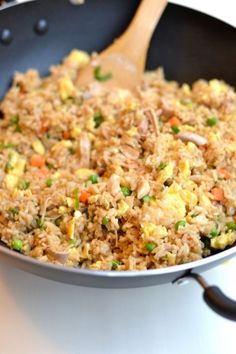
[121,186,131,197]
[159,162,166,170]
[10,115,21,132]
[0,143,16,149]
[30,154,45,167]
[218,168,230,180]
[207,116,218,126]
[88,174,98,184]
[36,217,45,230]
[46,162,55,170]
[175,220,186,231]
[11,239,23,252]
[55,217,62,227]
[172,125,180,134]
[112,260,121,269]
[211,187,224,202]
[226,222,236,231]
[46,178,53,187]
[145,242,157,252]
[210,227,218,237]
[94,66,112,82]
[168,117,180,127]
[79,191,90,203]
[73,188,80,209]
[8,207,19,217]
[102,216,109,226]
[19,180,30,190]
[93,112,103,128]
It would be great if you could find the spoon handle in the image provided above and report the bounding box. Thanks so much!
[104,0,168,71]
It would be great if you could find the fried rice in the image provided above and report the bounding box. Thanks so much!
[0,49,236,270]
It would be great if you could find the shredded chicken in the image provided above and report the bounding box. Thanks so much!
[177,132,208,146]
[136,177,150,199]
[78,132,91,167]
[107,174,120,196]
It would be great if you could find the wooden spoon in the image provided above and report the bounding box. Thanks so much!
[76,0,167,90]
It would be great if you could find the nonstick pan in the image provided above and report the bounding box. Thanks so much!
[0,0,236,321]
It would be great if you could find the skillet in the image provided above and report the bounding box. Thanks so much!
[0,0,236,320]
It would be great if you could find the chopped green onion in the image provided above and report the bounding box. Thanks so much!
[68,147,75,155]
[5,161,14,172]
[226,222,236,231]
[36,217,45,230]
[94,66,112,82]
[142,195,151,203]
[19,180,30,190]
[46,178,53,187]
[145,242,156,252]
[46,162,55,170]
[190,212,199,218]
[210,227,218,238]
[10,115,19,124]
[11,239,23,252]
[55,217,62,227]
[8,207,19,217]
[10,115,21,132]
[93,112,103,128]
[45,131,51,139]
[121,186,131,197]
[142,195,156,203]
[73,188,80,210]
[88,174,98,184]
[175,220,186,231]
[68,239,76,246]
[172,125,180,134]
[159,162,166,170]
[207,117,218,127]
[112,260,122,270]
[102,216,109,226]
[0,143,16,149]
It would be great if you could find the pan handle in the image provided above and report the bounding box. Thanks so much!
[173,272,236,321]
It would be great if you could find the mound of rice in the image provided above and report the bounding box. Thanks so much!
[0,49,236,270]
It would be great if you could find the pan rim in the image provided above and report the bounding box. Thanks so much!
[0,244,235,278]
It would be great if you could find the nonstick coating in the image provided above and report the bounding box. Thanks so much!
[0,0,236,287]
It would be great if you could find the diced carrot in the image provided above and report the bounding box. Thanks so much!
[218,168,230,180]
[229,136,235,141]
[211,187,224,202]
[62,131,70,140]
[198,145,206,152]
[39,122,49,135]
[168,116,181,127]
[30,154,45,168]
[79,191,90,203]
[36,167,48,179]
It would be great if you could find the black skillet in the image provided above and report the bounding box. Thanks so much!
[0,0,236,321]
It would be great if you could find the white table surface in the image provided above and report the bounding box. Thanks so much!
[0,1,236,354]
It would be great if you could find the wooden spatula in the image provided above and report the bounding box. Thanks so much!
[76,0,167,90]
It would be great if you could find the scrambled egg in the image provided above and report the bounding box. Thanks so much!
[141,223,168,242]
[117,200,129,217]
[59,76,75,101]
[178,160,190,178]
[75,168,95,180]
[161,182,186,220]
[66,49,90,67]
[211,231,236,250]
[3,151,26,190]
[32,139,45,155]
[157,162,174,184]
